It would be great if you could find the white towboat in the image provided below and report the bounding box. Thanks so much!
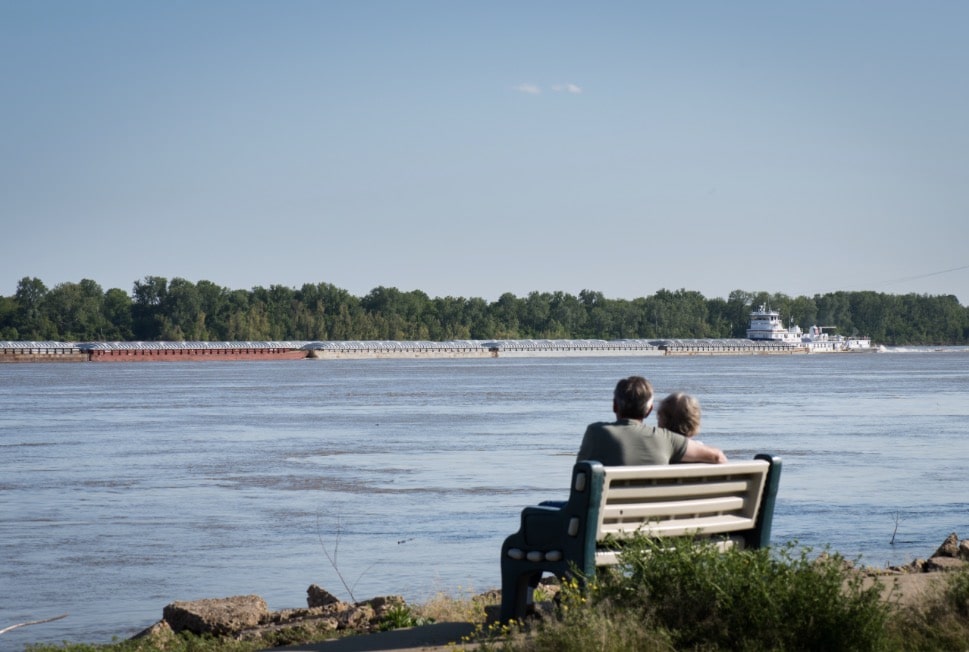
[746,305,871,352]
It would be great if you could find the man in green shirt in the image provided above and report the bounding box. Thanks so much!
[577,376,727,465]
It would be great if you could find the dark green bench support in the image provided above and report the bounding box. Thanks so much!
[499,454,782,622]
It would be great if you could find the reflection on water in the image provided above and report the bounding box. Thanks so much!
[2,353,968,646]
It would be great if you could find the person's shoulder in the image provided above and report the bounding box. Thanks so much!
[583,421,622,438]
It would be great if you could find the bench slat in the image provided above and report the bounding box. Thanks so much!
[601,495,746,520]
[603,460,769,481]
[600,513,756,538]
[603,479,755,501]
[595,537,742,566]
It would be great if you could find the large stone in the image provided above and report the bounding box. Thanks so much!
[130,620,175,642]
[307,584,341,608]
[341,603,375,630]
[932,532,960,558]
[366,595,406,615]
[924,556,967,573]
[162,595,269,636]
[960,539,969,561]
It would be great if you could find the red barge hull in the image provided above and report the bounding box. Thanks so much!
[88,348,310,362]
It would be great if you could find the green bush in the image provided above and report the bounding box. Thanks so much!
[377,604,432,631]
[516,538,892,652]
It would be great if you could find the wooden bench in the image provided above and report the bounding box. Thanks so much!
[499,454,782,622]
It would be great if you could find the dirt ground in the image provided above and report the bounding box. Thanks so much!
[866,570,948,606]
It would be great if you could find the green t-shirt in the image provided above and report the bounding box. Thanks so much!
[576,418,688,466]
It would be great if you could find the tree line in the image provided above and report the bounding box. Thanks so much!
[1,276,967,345]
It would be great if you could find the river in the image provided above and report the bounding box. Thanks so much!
[2,350,968,646]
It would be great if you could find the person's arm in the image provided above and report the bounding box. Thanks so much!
[680,439,727,464]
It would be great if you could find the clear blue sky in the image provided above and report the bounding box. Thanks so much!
[3,1,968,304]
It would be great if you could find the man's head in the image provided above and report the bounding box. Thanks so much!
[612,376,654,420]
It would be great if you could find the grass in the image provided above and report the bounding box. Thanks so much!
[16,541,969,652]
[414,586,498,624]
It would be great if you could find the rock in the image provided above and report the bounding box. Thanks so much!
[365,595,406,617]
[924,556,967,573]
[932,532,960,558]
[341,603,375,630]
[307,584,342,608]
[162,595,269,636]
[908,559,927,573]
[960,539,969,561]
[130,620,175,642]
[236,611,341,643]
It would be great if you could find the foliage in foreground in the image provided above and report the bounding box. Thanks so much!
[19,589,496,652]
[487,538,969,652]
[18,545,969,652]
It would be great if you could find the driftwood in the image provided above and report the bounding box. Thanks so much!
[0,613,68,636]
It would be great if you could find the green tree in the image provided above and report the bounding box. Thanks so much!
[132,276,168,340]
[292,283,329,340]
[643,289,709,338]
[490,292,522,338]
[196,280,231,340]
[0,294,17,338]
[319,284,363,340]
[788,295,818,331]
[249,285,300,339]
[361,286,430,339]
[725,290,753,337]
[102,288,133,340]
[464,297,495,339]
[521,291,552,337]
[431,296,473,340]
[225,289,252,340]
[704,297,732,338]
[45,279,107,340]
[815,292,853,335]
[14,277,52,339]
[548,291,587,338]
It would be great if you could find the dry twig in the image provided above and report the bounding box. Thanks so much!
[0,613,68,636]
[316,512,376,603]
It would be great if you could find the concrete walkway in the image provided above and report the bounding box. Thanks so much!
[264,621,478,652]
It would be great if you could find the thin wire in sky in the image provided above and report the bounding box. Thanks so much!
[880,265,969,287]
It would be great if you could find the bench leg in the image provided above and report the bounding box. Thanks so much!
[499,568,543,623]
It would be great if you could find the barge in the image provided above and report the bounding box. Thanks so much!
[0,310,873,362]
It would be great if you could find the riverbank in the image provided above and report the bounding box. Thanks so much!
[14,534,961,651]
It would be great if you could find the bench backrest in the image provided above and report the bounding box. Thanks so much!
[575,454,780,569]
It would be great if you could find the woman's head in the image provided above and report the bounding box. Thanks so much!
[657,392,701,437]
